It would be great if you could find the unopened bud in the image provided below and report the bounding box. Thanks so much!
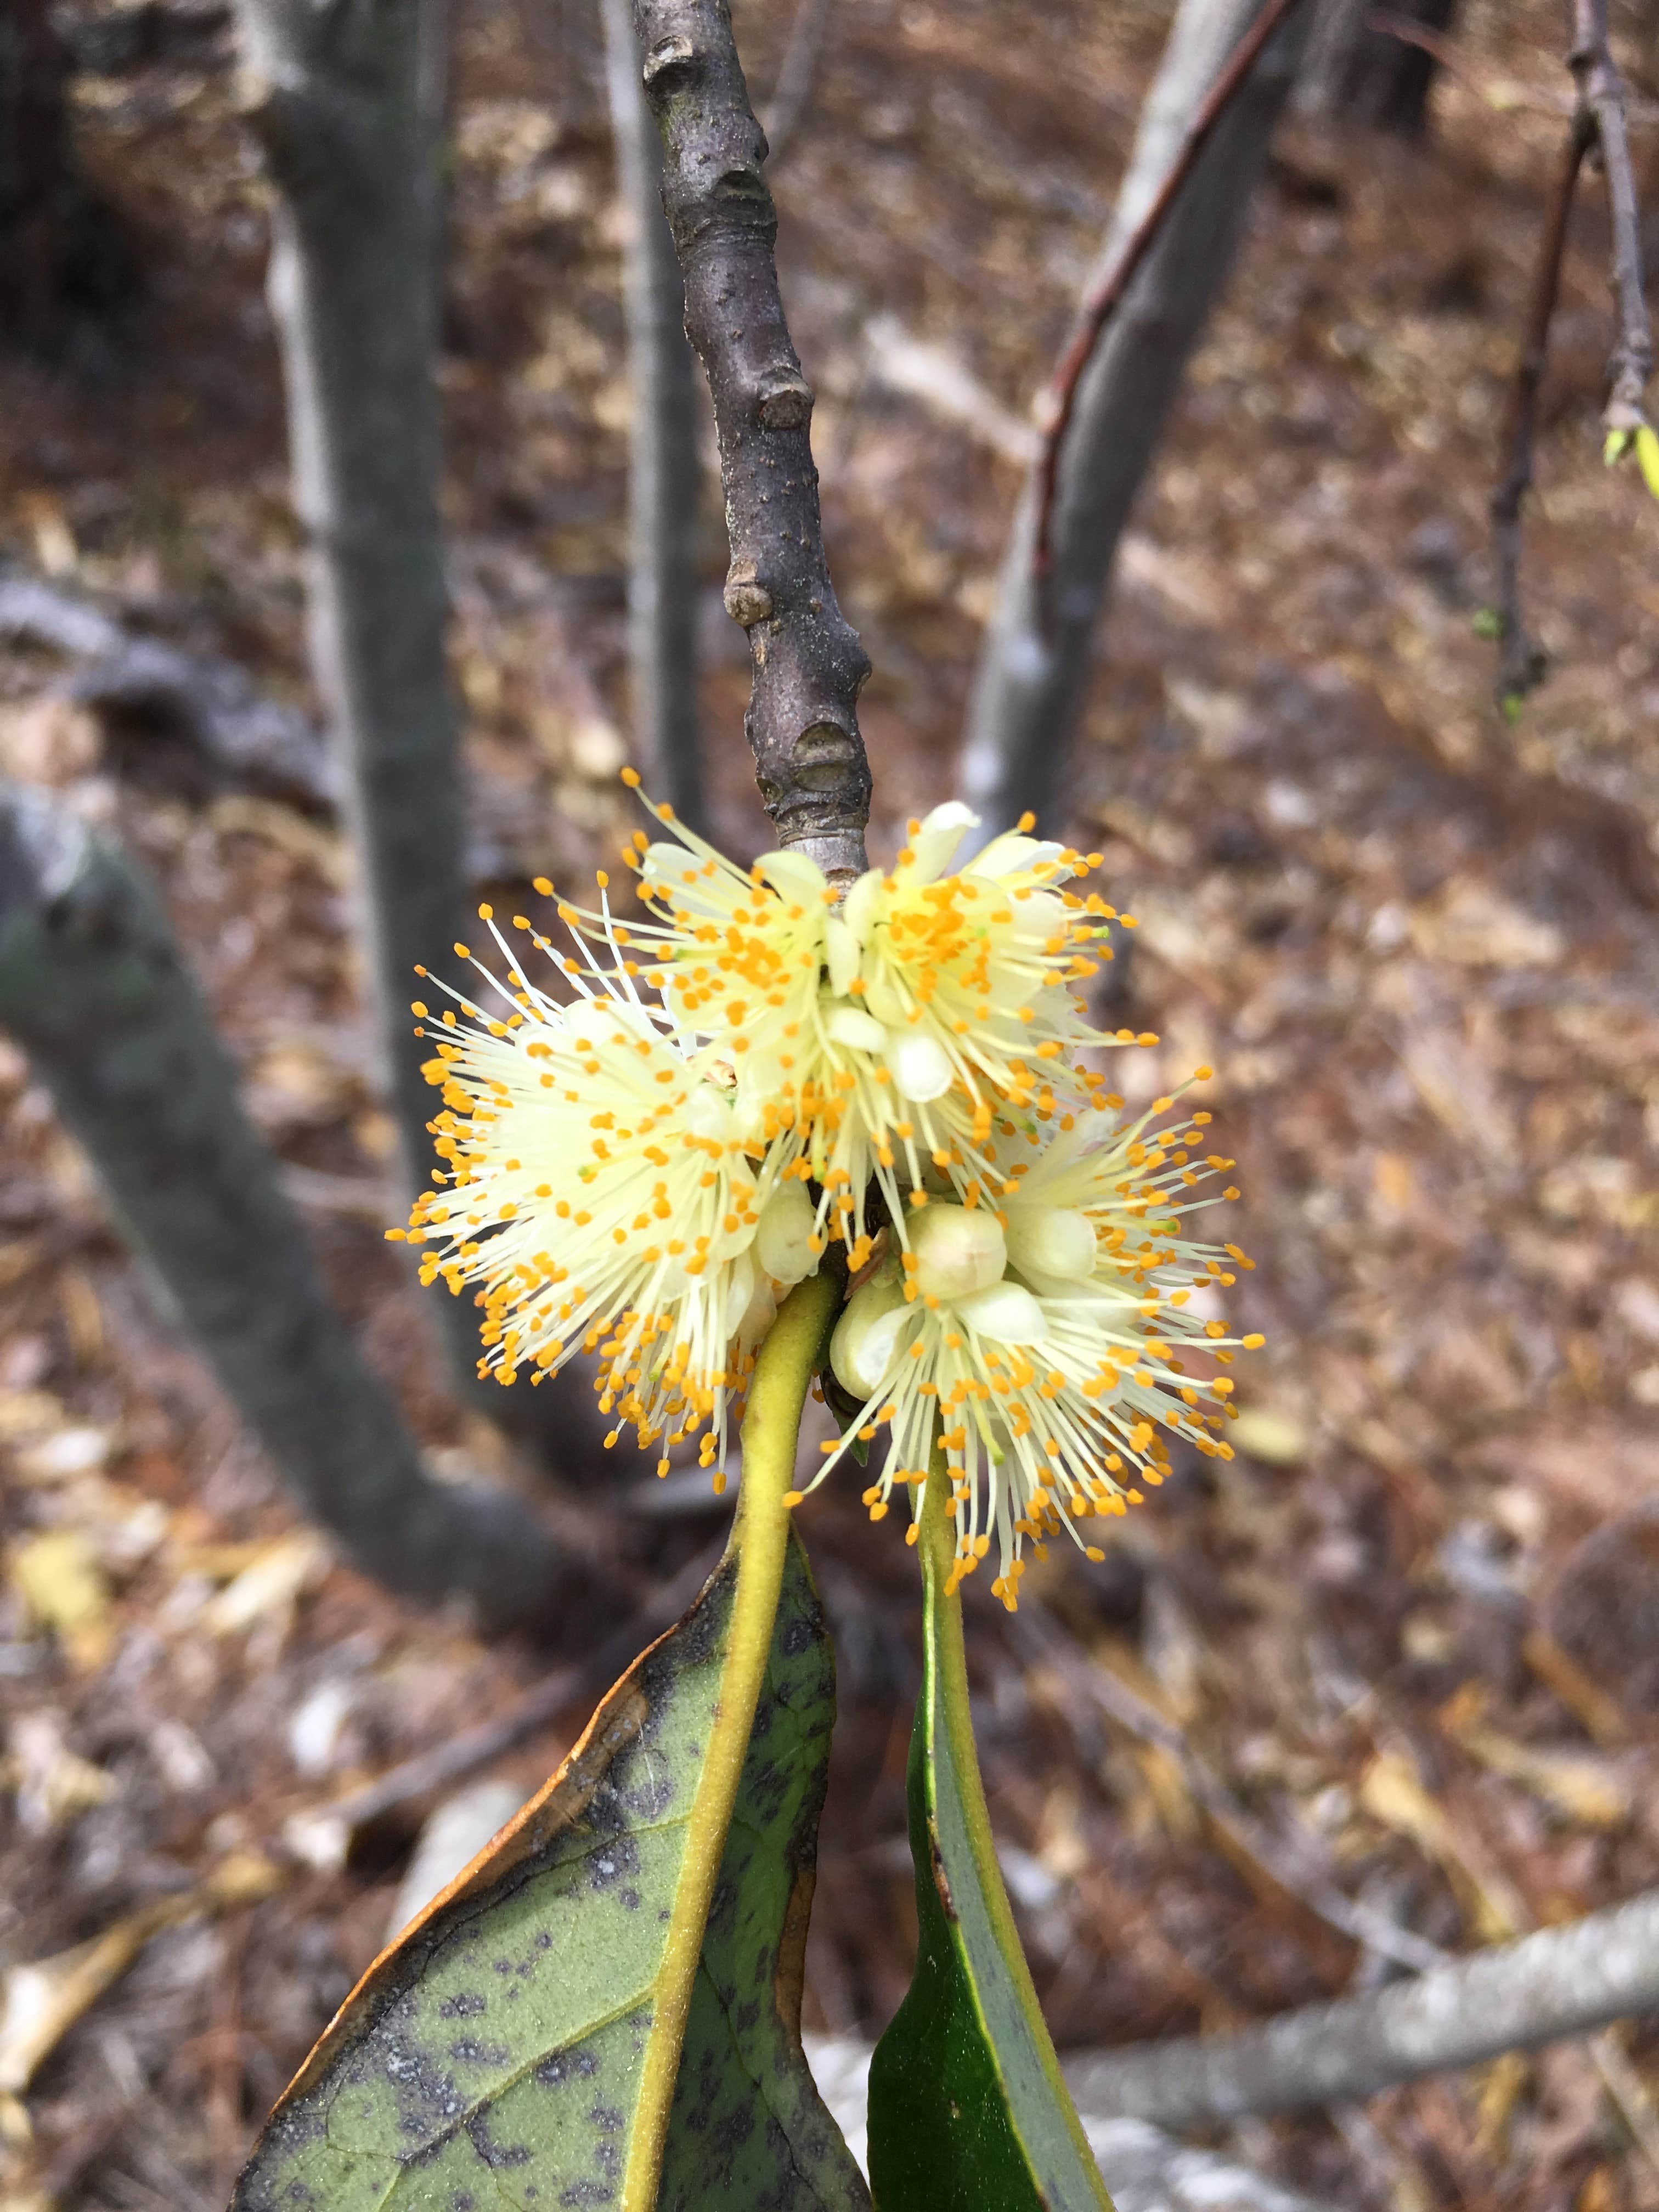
[826,1005,887,1055]
[911,1203,1006,1301]
[887,1030,952,1102]
[830,1273,910,1399]
[955,1279,1045,1346]
[756,1182,817,1287]
[1005,1205,1096,1288]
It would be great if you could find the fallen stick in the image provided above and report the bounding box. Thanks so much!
[1062,1887,1659,2127]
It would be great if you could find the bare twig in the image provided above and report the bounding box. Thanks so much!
[1489,0,1654,707]
[1570,0,1653,437]
[760,0,834,166]
[1489,119,1588,705]
[1062,1886,1659,2128]
[1365,12,1574,117]
[600,0,707,831]
[631,0,872,882]
[1032,0,1308,594]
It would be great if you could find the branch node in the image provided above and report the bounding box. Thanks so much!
[757,373,814,430]
[642,33,695,84]
[724,564,775,626]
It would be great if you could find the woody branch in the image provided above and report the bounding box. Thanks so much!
[631,0,873,883]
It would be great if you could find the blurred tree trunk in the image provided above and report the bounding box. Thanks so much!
[0,0,133,347]
[228,0,456,1201]
[1299,0,1451,136]
[959,0,1307,843]
[599,0,705,828]
[0,785,622,1641]
[0,0,71,340]
[226,0,495,1396]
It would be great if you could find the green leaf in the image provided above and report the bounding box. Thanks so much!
[230,1273,866,2212]
[867,1474,1114,2212]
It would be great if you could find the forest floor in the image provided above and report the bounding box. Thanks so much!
[2,0,1659,2205]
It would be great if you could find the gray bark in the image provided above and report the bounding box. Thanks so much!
[1063,1887,1659,2128]
[227,0,462,1210]
[1296,0,1451,135]
[958,0,1306,845]
[633,0,872,883]
[0,784,618,1640]
[599,0,706,831]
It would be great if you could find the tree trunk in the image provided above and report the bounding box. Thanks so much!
[0,785,620,1640]
[227,0,531,1413]
[227,0,462,1218]
[599,0,706,830]
[958,0,1306,844]
[0,0,134,347]
[1299,0,1452,136]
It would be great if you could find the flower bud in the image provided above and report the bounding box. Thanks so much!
[955,1279,1046,1346]
[755,1181,818,1286]
[825,1004,887,1055]
[1005,1205,1096,1288]
[830,1273,911,1399]
[887,1030,952,1103]
[911,1203,1006,1301]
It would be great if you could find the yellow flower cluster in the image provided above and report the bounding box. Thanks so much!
[396,778,1262,1601]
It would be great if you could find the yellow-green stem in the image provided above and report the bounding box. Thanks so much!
[913,1456,1106,2185]
[620,1267,838,2211]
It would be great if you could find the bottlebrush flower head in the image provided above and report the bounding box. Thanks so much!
[804,1090,1262,1609]
[391,907,819,1483]
[548,774,1158,1265]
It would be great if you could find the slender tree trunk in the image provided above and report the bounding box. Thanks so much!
[1299,0,1452,136]
[227,0,462,1213]
[958,0,1306,844]
[0,785,620,1640]
[227,0,540,1413]
[599,0,706,831]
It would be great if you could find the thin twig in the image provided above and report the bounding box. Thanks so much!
[1488,0,1654,707]
[1570,0,1654,436]
[1489,117,1588,706]
[631,0,872,882]
[1365,12,1572,117]
[1032,0,1310,599]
